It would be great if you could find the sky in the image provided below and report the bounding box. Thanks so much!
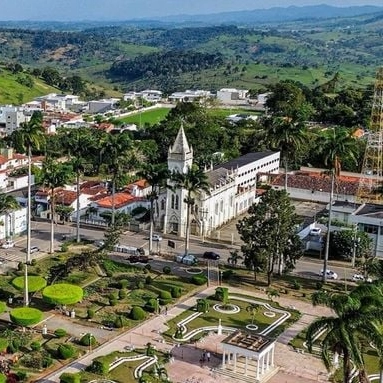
[0,0,382,21]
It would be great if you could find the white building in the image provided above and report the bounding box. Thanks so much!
[160,126,280,237]
[216,88,249,105]
[168,90,212,103]
[0,207,27,241]
[0,106,31,136]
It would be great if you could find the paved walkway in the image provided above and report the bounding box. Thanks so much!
[37,286,333,383]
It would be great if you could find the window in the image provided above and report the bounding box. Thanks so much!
[220,200,223,212]
[215,202,219,215]
[175,195,179,210]
[161,199,165,210]
[171,195,175,209]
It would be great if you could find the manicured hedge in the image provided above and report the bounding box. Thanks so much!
[171,286,182,298]
[79,333,96,347]
[114,315,129,328]
[129,306,146,320]
[144,298,158,313]
[191,275,207,285]
[42,284,83,305]
[12,276,47,292]
[58,343,75,359]
[54,328,67,338]
[60,373,80,383]
[9,307,43,327]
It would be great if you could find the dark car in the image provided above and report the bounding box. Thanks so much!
[203,251,220,260]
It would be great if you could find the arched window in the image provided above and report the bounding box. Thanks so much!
[175,195,179,210]
[171,195,175,209]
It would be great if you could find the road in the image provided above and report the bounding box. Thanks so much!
[0,220,358,283]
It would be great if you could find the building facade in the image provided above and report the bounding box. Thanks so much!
[160,126,280,238]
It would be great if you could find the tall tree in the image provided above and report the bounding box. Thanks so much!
[172,164,210,256]
[264,115,307,190]
[61,127,97,243]
[307,284,383,383]
[11,112,45,306]
[41,158,73,254]
[137,163,169,253]
[237,189,302,285]
[0,193,20,239]
[319,128,357,282]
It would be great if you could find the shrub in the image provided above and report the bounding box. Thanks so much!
[145,275,153,285]
[136,281,145,289]
[118,289,127,300]
[159,290,172,305]
[42,284,83,305]
[79,333,96,347]
[215,287,229,304]
[144,298,158,313]
[197,298,209,313]
[17,262,25,271]
[191,275,207,286]
[222,269,234,280]
[171,286,182,298]
[0,338,8,352]
[87,308,95,319]
[88,360,109,375]
[16,371,27,382]
[54,328,67,338]
[30,341,41,351]
[58,343,75,360]
[316,281,324,290]
[114,315,129,328]
[291,279,301,290]
[0,302,6,315]
[31,259,37,266]
[129,306,146,320]
[12,276,47,292]
[163,266,171,275]
[119,279,129,289]
[59,373,80,383]
[10,307,43,327]
[144,264,151,272]
[108,291,118,301]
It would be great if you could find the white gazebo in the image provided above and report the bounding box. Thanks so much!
[221,330,276,382]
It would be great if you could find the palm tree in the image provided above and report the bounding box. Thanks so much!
[62,127,96,243]
[0,193,20,239]
[11,113,45,306]
[307,284,383,382]
[264,115,307,190]
[101,133,138,225]
[137,163,169,253]
[246,304,259,325]
[41,158,73,253]
[319,128,357,282]
[228,250,243,266]
[172,164,210,256]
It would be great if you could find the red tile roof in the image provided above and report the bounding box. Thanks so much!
[95,192,140,209]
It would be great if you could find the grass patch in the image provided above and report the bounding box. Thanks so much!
[117,107,172,126]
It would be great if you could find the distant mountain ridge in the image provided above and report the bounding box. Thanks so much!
[155,4,383,25]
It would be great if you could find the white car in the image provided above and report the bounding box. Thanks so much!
[352,274,372,283]
[310,228,322,236]
[320,269,338,280]
[152,234,162,241]
[1,240,15,249]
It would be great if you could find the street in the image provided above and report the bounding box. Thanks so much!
[0,220,358,283]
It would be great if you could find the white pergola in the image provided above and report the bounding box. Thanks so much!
[221,331,276,382]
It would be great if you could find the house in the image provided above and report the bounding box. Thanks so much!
[87,99,119,114]
[0,207,27,241]
[159,126,280,237]
[216,88,249,105]
[0,106,31,136]
[168,90,212,103]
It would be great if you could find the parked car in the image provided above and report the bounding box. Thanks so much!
[319,269,338,279]
[152,234,162,241]
[310,228,321,236]
[94,240,105,248]
[1,240,14,249]
[126,255,149,264]
[30,246,40,254]
[203,251,220,260]
[352,274,372,283]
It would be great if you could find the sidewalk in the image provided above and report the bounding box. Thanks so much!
[37,286,332,383]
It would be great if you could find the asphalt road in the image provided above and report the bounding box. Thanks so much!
[0,220,358,283]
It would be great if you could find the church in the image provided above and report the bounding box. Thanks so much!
[157,126,280,238]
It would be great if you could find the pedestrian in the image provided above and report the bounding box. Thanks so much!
[202,351,206,362]
[206,351,211,362]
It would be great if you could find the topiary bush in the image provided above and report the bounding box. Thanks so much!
[10,307,43,327]
[58,343,75,360]
[171,286,182,298]
[114,315,129,328]
[197,298,210,313]
[54,328,67,338]
[135,280,145,289]
[79,333,96,347]
[144,298,158,313]
[108,291,118,301]
[191,275,207,286]
[16,371,27,382]
[215,287,229,304]
[59,372,80,383]
[88,360,108,375]
[129,306,146,320]
[12,275,47,293]
[87,308,95,319]
[42,284,83,305]
[118,289,127,300]
[162,266,171,275]
[30,341,41,351]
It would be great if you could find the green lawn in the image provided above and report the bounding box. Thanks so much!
[117,107,172,126]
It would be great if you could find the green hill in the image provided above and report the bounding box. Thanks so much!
[0,67,59,104]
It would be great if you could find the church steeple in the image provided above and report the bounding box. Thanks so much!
[168,124,193,164]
